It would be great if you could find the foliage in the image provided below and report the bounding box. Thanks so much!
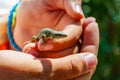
[82,0,120,80]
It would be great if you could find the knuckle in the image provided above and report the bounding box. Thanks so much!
[68,55,86,76]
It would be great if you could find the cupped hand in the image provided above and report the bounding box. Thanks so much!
[24,17,99,80]
[0,17,99,80]
[14,0,84,49]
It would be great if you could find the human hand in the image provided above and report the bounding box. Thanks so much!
[72,17,99,80]
[12,0,84,57]
[9,0,99,79]
[0,17,99,80]
[14,0,84,49]
[23,17,99,80]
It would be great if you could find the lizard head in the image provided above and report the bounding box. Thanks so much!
[32,36,39,42]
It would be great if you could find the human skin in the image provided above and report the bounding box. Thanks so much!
[0,17,99,80]
[16,0,84,58]
[22,26,82,58]
[14,0,83,50]
[0,0,99,80]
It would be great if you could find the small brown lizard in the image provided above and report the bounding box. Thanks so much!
[24,28,67,45]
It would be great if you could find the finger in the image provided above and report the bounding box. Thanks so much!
[82,17,96,29]
[37,45,79,58]
[22,43,40,57]
[81,22,99,55]
[78,19,99,80]
[58,0,84,20]
[0,51,97,80]
[64,0,84,20]
[50,53,97,80]
[23,42,79,58]
[74,72,91,80]
[38,24,82,51]
[44,0,84,20]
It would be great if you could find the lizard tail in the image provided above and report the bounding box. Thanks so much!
[54,32,67,38]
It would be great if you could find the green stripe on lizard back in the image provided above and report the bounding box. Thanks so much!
[32,28,67,42]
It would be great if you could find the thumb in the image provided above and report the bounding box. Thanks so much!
[64,0,84,20]
[44,0,84,20]
[51,53,97,79]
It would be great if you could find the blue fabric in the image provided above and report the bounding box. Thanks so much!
[7,1,21,51]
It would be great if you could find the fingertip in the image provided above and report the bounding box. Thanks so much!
[37,39,54,51]
[86,22,99,32]
[60,53,97,78]
[65,0,84,20]
[76,53,97,69]
[82,17,96,29]
[84,53,98,69]
[22,43,36,52]
[90,22,98,27]
[87,17,96,21]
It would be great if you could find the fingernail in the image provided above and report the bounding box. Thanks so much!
[84,54,97,69]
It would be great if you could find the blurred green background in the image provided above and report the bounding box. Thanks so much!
[82,0,120,80]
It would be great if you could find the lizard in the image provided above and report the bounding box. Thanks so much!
[24,28,67,45]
